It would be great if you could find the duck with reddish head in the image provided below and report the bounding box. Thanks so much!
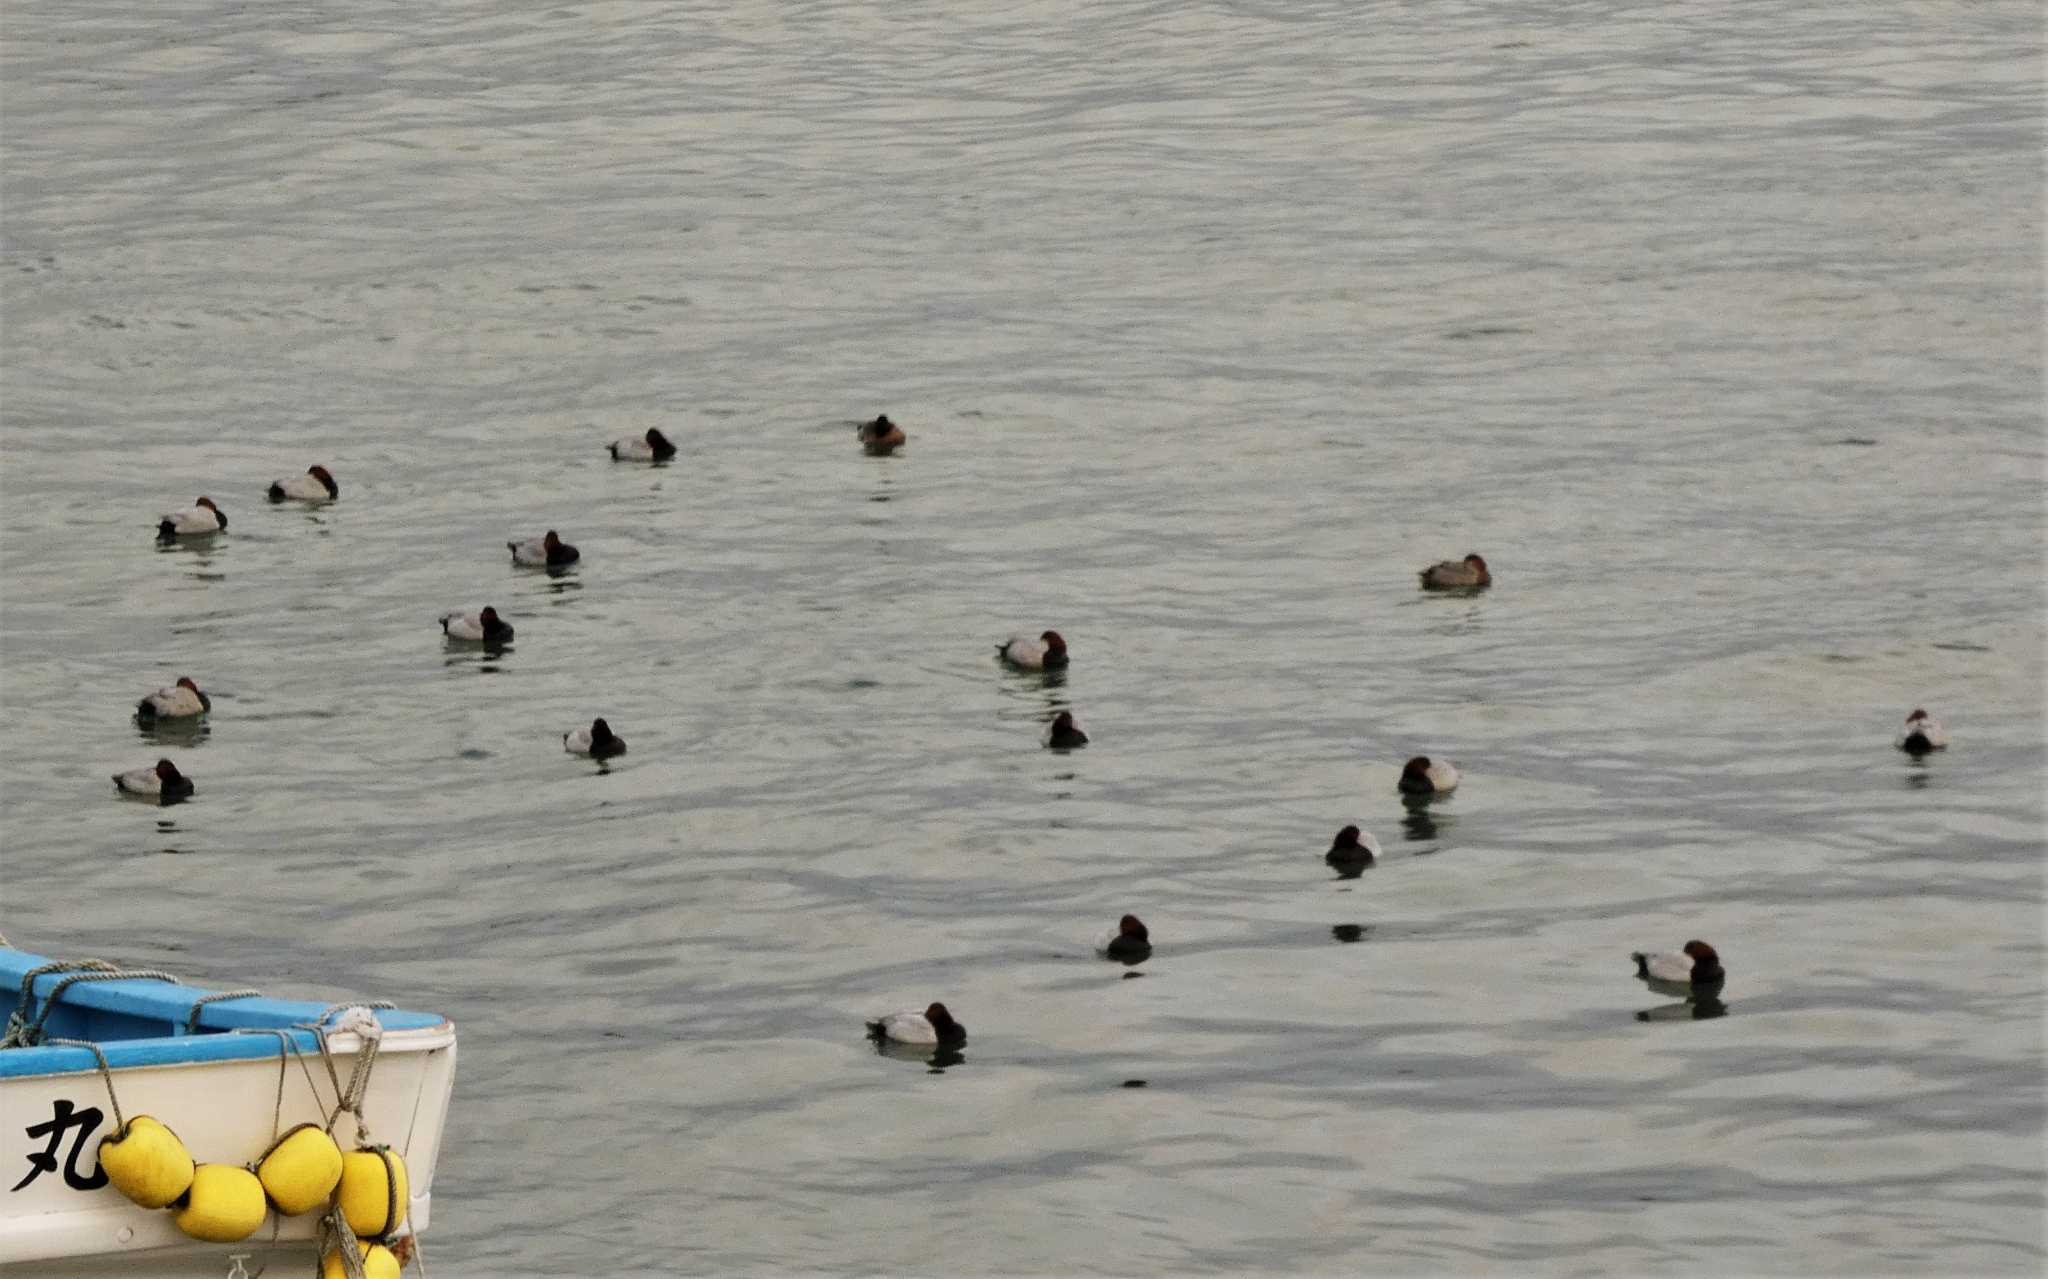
[1325,825,1380,877]
[1895,708,1948,757]
[608,428,677,462]
[1043,711,1088,750]
[136,677,210,725]
[565,717,626,760]
[157,497,226,541]
[1102,915,1151,964]
[112,758,194,805]
[268,465,338,503]
[857,414,905,454]
[1398,756,1460,796]
[1419,553,1489,591]
[1632,940,1725,997]
[866,1002,966,1047]
[510,530,580,567]
[441,606,513,645]
[999,630,1069,671]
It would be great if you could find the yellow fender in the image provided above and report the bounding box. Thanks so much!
[173,1164,267,1242]
[322,1242,401,1279]
[96,1115,195,1210]
[337,1146,407,1238]
[256,1124,344,1216]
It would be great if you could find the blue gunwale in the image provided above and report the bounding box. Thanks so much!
[0,948,449,1080]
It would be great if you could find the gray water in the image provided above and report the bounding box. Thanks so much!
[3,1,2043,1273]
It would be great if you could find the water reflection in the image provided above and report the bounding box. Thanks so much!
[1331,924,1369,943]
[870,1039,965,1071]
[1401,794,1447,845]
[444,644,513,669]
[1001,664,1067,694]
[137,719,210,748]
[1636,997,1728,1023]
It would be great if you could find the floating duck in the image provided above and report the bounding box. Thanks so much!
[1102,915,1151,964]
[1043,711,1088,749]
[1896,709,1948,756]
[112,759,194,804]
[865,1002,966,1047]
[1325,825,1380,876]
[1418,554,1489,590]
[157,498,226,541]
[564,717,626,760]
[998,630,1069,671]
[607,429,677,462]
[509,530,579,567]
[136,677,210,725]
[1398,756,1460,795]
[267,466,338,503]
[440,607,513,644]
[857,414,905,454]
[1631,940,1725,995]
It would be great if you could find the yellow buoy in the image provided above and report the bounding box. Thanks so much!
[173,1163,267,1242]
[257,1123,344,1215]
[336,1146,407,1238]
[96,1115,195,1210]
[321,1242,401,1279]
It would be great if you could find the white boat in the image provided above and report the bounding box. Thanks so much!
[0,946,455,1277]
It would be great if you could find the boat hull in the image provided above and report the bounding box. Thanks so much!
[0,950,455,1275]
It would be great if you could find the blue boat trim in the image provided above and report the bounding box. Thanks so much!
[0,948,449,1079]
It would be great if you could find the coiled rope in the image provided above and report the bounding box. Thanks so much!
[2,963,182,1049]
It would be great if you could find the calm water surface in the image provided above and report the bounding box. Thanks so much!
[3,1,2043,1274]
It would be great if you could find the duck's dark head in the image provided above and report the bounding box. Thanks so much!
[1464,554,1487,571]
[155,759,182,781]
[1041,630,1066,653]
[176,677,201,694]
[1683,940,1723,982]
[924,1002,959,1032]
[1332,824,1362,851]
[1398,757,1436,794]
[1906,708,1929,724]
[591,717,614,742]
[542,530,561,550]
[308,465,338,496]
[1118,914,1149,942]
